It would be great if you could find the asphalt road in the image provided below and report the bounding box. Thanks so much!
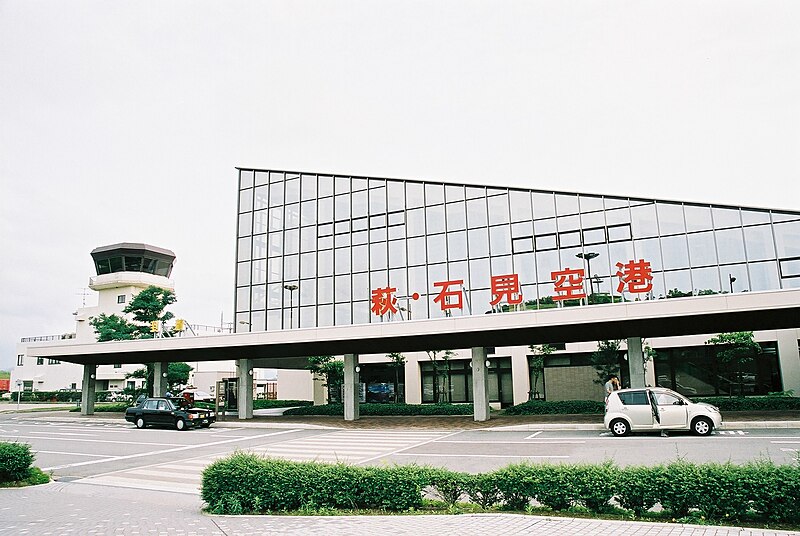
[1,412,798,496]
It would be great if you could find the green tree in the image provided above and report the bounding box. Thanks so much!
[425,350,456,403]
[306,355,344,403]
[89,285,177,340]
[528,344,555,400]
[386,352,406,403]
[126,362,193,397]
[590,340,623,386]
[705,331,762,397]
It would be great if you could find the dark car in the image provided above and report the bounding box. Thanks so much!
[125,397,216,430]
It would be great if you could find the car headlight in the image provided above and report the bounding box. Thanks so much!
[188,413,199,419]
[209,412,215,417]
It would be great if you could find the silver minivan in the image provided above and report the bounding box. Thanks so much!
[604,387,722,436]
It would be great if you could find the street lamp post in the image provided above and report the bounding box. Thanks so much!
[729,274,736,294]
[576,252,600,300]
[283,284,299,329]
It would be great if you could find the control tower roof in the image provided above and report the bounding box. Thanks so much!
[90,243,176,278]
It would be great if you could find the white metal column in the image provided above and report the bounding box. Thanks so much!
[80,364,96,416]
[627,337,646,388]
[471,347,490,422]
[153,362,168,397]
[237,358,253,419]
[344,353,360,421]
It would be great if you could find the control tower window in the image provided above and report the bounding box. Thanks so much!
[117,295,126,304]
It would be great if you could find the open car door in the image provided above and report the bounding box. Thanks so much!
[647,389,661,424]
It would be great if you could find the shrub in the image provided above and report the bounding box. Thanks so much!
[493,463,538,510]
[427,467,470,506]
[694,396,800,412]
[615,465,662,516]
[0,442,35,482]
[503,400,605,416]
[253,399,313,410]
[464,472,502,509]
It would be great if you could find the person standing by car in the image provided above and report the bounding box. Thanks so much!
[604,374,619,401]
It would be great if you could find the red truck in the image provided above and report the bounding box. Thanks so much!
[0,378,10,393]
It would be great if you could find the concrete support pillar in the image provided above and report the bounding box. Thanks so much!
[404,356,422,404]
[312,373,327,405]
[777,329,800,395]
[153,362,168,397]
[627,337,645,388]
[510,347,531,405]
[343,353,360,421]
[80,364,96,416]
[471,347,490,422]
[237,358,253,419]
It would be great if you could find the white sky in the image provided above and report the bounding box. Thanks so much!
[1,1,798,371]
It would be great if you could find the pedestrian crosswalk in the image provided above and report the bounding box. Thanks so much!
[76,429,452,494]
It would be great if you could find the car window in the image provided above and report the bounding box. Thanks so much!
[617,391,649,405]
[144,399,158,410]
[157,400,168,411]
[654,392,682,406]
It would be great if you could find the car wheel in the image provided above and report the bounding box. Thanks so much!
[610,419,630,437]
[135,417,145,429]
[175,418,187,431]
[692,417,713,436]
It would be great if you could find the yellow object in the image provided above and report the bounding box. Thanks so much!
[149,321,159,333]
[175,319,185,331]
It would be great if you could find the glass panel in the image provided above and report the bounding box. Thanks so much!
[300,252,316,279]
[389,239,406,268]
[633,238,663,271]
[721,264,748,294]
[237,261,251,287]
[581,210,605,229]
[335,274,351,303]
[555,194,579,216]
[774,221,800,257]
[300,278,316,306]
[238,212,252,237]
[318,197,333,223]
[426,204,446,234]
[269,171,284,183]
[352,272,370,301]
[269,182,284,207]
[284,229,299,255]
[335,303,351,325]
[535,234,557,251]
[253,234,268,259]
[369,187,386,214]
[534,217,556,235]
[487,194,510,225]
[251,285,266,310]
[267,283,282,308]
[514,253,536,285]
[469,258,491,290]
[318,249,333,277]
[334,176,350,194]
[579,195,604,213]
[446,202,467,231]
[468,228,490,257]
[712,207,741,229]
[684,205,713,232]
[557,214,580,232]
[741,226,775,262]
[267,256,282,283]
[559,231,581,248]
[630,203,658,238]
[318,277,333,304]
[387,181,405,211]
[773,211,800,223]
[237,288,250,312]
[240,170,254,189]
[687,231,717,267]
[608,224,631,242]
[467,198,488,228]
[490,226,512,256]
[300,200,316,227]
[237,237,251,262]
[300,226,316,253]
[511,221,532,238]
[490,255,512,276]
[335,247,351,273]
[318,305,333,327]
[352,244,369,272]
[661,235,690,270]
[334,194,350,220]
[536,250,560,283]
[691,266,721,294]
[466,186,485,199]
[253,185,269,210]
[428,234,447,264]
[239,188,253,213]
[716,228,746,264]
[253,210,268,235]
[513,237,533,253]
[448,231,468,261]
[348,190,367,218]
[408,266,427,297]
[407,183,424,208]
[301,174,316,200]
[532,192,555,219]
[318,175,334,197]
[252,259,266,284]
[749,261,779,291]
[370,242,388,270]
[583,227,605,245]
[741,209,770,226]
[657,202,686,235]
[426,183,444,205]
[446,184,465,202]
[254,170,268,186]
[408,237,426,265]
[405,208,425,237]
[250,310,266,332]
[605,207,630,226]
[285,179,300,205]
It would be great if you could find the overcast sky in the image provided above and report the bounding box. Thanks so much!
[1,1,798,371]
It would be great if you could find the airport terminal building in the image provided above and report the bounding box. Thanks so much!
[234,168,800,405]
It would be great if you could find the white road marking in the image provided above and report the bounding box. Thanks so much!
[771,441,800,444]
[436,440,585,445]
[394,453,569,459]
[36,450,114,458]
[8,436,186,447]
[718,430,747,435]
[356,430,463,465]
[524,431,543,439]
[42,429,300,471]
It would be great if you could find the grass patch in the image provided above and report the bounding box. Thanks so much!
[0,467,50,488]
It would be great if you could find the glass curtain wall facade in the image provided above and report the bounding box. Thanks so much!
[235,168,800,333]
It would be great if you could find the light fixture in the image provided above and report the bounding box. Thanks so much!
[485,360,491,368]
[238,320,250,325]
[354,366,361,373]
[90,374,95,379]
[162,372,168,378]
[248,369,253,376]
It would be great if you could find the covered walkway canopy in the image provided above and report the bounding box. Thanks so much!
[27,289,800,421]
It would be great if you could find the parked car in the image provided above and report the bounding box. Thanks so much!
[125,397,216,430]
[604,387,722,437]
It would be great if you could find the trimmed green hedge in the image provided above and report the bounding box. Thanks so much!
[282,403,474,416]
[0,442,35,482]
[503,400,605,415]
[10,390,130,403]
[695,396,800,412]
[253,399,313,410]
[202,455,800,526]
